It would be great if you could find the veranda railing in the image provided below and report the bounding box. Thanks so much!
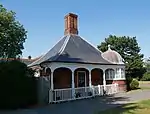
[49,83,118,103]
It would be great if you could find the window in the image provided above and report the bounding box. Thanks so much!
[105,69,115,80]
[112,71,115,78]
[116,68,120,78]
[106,68,125,80]
[105,70,109,79]
[110,70,115,78]
[121,68,125,78]
[115,68,125,79]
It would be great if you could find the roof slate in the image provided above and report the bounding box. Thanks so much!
[28,34,112,66]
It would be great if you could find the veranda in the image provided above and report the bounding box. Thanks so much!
[35,62,123,103]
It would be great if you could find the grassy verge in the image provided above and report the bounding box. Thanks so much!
[126,87,150,94]
[140,86,150,90]
[139,81,150,84]
[126,81,150,94]
[99,99,150,114]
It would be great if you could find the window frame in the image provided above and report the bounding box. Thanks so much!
[121,68,125,78]
[105,68,126,80]
[105,69,115,80]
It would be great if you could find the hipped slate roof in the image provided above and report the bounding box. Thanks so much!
[28,34,113,66]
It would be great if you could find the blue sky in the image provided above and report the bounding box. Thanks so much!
[1,0,150,58]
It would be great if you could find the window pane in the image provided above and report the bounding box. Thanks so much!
[109,70,112,79]
[112,70,115,78]
[121,68,125,78]
[116,68,120,78]
[105,70,109,79]
[110,69,114,79]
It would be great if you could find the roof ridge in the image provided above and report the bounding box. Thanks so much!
[58,35,70,54]
[54,35,70,61]
[73,34,113,64]
[28,35,67,67]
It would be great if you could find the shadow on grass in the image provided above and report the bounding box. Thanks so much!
[99,103,141,114]
[99,99,150,114]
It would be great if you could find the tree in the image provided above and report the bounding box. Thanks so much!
[0,4,27,59]
[143,58,150,72]
[98,35,145,80]
[141,58,150,81]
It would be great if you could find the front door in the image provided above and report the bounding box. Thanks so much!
[77,71,86,87]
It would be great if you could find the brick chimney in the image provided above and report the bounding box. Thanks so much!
[64,13,78,35]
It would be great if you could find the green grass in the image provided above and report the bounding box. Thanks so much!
[98,99,150,114]
[126,81,150,94]
[140,86,150,90]
[126,87,150,94]
[139,81,150,84]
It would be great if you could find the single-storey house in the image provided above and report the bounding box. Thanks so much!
[28,13,126,103]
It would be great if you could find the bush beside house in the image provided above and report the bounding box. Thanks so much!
[0,60,37,110]
[126,75,139,91]
[130,79,139,90]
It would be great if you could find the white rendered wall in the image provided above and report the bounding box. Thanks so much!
[42,62,125,73]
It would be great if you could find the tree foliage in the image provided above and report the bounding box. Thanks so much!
[0,60,37,109]
[98,35,145,79]
[144,58,150,72]
[141,72,150,81]
[0,4,27,59]
[141,58,150,81]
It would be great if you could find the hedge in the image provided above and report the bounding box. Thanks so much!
[0,60,37,109]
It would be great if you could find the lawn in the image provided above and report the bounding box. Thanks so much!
[140,86,150,90]
[139,81,150,84]
[99,99,150,114]
[139,81,150,90]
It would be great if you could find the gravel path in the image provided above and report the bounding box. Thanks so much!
[1,90,150,114]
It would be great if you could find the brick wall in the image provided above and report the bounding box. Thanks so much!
[106,80,127,91]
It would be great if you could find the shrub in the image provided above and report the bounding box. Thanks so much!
[130,79,139,90]
[126,76,133,91]
[0,60,37,109]
[141,72,150,81]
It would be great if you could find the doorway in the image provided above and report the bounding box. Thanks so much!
[77,71,86,87]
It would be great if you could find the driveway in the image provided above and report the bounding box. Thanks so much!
[1,90,150,114]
